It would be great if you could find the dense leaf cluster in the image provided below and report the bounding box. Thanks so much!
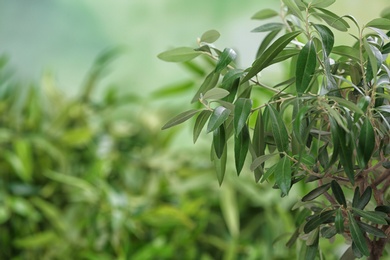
[160,0,390,258]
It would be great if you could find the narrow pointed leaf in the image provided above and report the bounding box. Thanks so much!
[358,118,375,167]
[335,208,344,233]
[304,210,335,234]
[332,46,360,61]
[313,24,334,56]
[200,29,220,43]
[161,109,199,130]
[321,226,337,238]
[331,180,347,208]
[296,40,317,94]
[191,71,220,103]
[252,110,265,158]
[256,29,282,58]
[158,47,200,62]
[316,8,350,32]
[213,125,226,159]
[305,229,319,259]
[251,23,284,32]
[366,18,390,30]
[251,9,279,20]
[352,208,388,225]
[353,186,372,210]
[268,105,289,153]
[348,212,370,256]
[215,48,237,73]
[311,0,335,8]
[234,98,252,136]
[302,183,331,202]
[275,156,292,196]
[212,143,227,186]
[250,153,278,171]
[207,106,231,133]
[234,125,250,175]
[193,110,212,143]
[202,88,230,100]
[357,221,387,238]
[242,31,301,83]
[282,0,304,20]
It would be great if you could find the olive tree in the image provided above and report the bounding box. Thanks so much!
[159,0,390,258]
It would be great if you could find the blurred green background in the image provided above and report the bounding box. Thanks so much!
[0,1,389,259]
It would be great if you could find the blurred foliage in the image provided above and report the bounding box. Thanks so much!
[0,50,321,260]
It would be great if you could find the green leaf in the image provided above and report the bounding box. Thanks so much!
[200,29,220,43]
[332,46,360,61]
[252,110,265,157]
[268,105,289,153]
[193,110,212,143]
[251,9,279,20]
[315,8,350,32]
[302,183,331,202]
[311,0,335,8]
[321,226,337,239]
[352,208,388,225]
[363,38,379,83]
[212,143,227,186]
[352,186,372,210]
[158,47,200,62]
[282,0,305,20]
[234,125,250,175]
[331,180,347,208]
[335,208,344,233]
[305,229,319,259]
[296,40,317,94]
[251,23,285,33]
[202,88,230,100]
[329,117,355,184]
[250,153,278,171]
[191,71,220,103]
[357,221,387,238]
[313,24,334,56]
[256,29,282,58]
[348,211,370,256]
[304,210,335,234]
[330,96,364,115]
[358,118,375,168]
[213,125,226,159]
[161,109,200,130]
[215,48,237,73]
[275,156,292,197]
[242,31,301,83]
[234,98,252,136]
[221,69,244,89]
[207,106,231,133]
[366,18,390,30]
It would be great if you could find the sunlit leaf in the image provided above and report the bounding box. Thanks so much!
[275,156,292,197]
[212,143,227,186]
[251,9,279,20]
[158,47,200,62]
[202,88,230,100]
[234,125,250,175]
[302,183,331,202]
[193,110,212,143]
[282,0,304,20]
[161,109,199,130]
[296,40,317,94]
[200,29,220,43]
[207,106,231,133]
[256,29,282,58]
[348,211,370,256]
[366,18,390,30]
[251,23,284,33]
[242,31,301,83]
[234,98,252,136]
[332,46,360,61]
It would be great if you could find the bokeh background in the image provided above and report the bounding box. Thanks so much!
[0,1,389,259]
